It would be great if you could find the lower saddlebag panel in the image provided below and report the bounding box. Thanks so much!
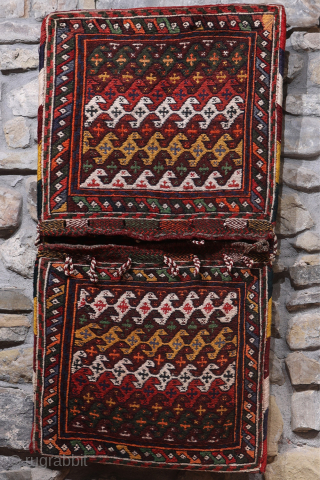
[31,241,272,473]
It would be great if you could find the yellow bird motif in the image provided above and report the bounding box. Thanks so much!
[166,329,189,359]
[207,326,237,360]
[82,131,119,165]
[164,133,188,166]
[74,323,102,347]
[143,329,167,357]
[82,131,93,154]
[82,129,242,171]
[140,132,165,165]
[188,134,210,167]
[94,132,119,164]
[118,132,142,165]
[186,329,210,360]
[210,134,243,167]
[121,329,145,355]
[97,326,123,352]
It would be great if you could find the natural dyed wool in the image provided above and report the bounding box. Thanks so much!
[32,4,286,473]
[31,240,273,471]
[37,4,285,241]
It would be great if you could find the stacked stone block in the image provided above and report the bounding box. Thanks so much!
[0,1,319,479]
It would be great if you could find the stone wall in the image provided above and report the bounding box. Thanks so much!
[0,1,319,479]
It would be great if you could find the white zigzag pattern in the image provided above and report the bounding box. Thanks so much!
[78,290,238,324]
[83,95,244,129]
[72,352,236,393]
[80,168,242,190]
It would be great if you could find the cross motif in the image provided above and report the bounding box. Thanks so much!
[146,73,157,84]
[129,89,139,100]
[170,73,181,84]
[91,53,103,67]
[139,55,150,67]
[193,72,203,84]
[162,55,174,66]
[222,88,232,100]
[105,87,115,99]
[186,53,197,66]
[152,90,163,102]
[217,405,228,416]
[196,405,206,416]
[98,72,110,81]
[118,124,128,137]
[83,392,94,403]
[175,89,186,101]
[174,404,183,415]
[237,70,247,82]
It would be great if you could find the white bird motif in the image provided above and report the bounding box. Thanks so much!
[129,97,154,128]
[110,291,136,322]
[104,96,130,128]
[84,95,106,127]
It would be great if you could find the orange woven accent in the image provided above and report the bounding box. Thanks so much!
[160,220,190,232]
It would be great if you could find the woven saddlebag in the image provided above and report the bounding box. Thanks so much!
[31,238,274,472]
[32,2,285,473]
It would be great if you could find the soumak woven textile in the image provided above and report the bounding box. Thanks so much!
[32,3,285,473]
[31,240,273,472]
[37,3,285,241]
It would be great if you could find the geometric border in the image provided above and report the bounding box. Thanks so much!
[31,249,271,472]
[38,5,286,238]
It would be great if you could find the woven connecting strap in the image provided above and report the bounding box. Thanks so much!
[63,238,274,281]
[64,256,132,282]
[164,255,201,277]
[223,254,234,273]
[223,254,254,273]
[163,255,180,277]
[192,255,201,276]
[223,238,272,272]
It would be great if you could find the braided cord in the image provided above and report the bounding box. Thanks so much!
[223,254,234,273]
[117,257,132,278]
[164,255,180,277]
[64,256,75,276]
[193,255,201,276]
[88,257,98,283]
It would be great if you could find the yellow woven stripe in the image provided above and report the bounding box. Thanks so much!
[267,297,272,338]
[37,142,42,181]
[33,297,37,336]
